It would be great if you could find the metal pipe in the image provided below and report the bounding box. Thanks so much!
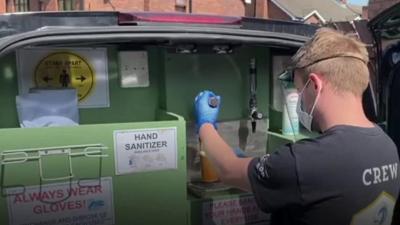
[249,57,262,133]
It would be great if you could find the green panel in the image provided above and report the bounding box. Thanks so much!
[0,47,165,128]
[267,130,318,153]
[0,112,187,225]
[0,46,270,127]
[0,45,275,225]
[268,109,283,132]
[0,52,19,128]
[79,47,164,124]
[164,47,270,122]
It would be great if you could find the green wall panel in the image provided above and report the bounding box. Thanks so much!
[0,44,276,225]
[0,46,270,128]
[0,47,165,128]
[0,112,187,225]
[164,47,270,122]
[0,52,19,128]
[79,47,164,124]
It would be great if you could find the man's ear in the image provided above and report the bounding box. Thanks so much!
[309,73,323,93]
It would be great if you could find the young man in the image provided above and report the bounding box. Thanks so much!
[194,28,400,225]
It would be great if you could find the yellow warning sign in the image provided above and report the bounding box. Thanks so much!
[34,52,95,101]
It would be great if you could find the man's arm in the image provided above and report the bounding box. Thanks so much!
[199,123,253,192]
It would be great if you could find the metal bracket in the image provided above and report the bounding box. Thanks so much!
[1,144,108,204]
[39,148,73,182]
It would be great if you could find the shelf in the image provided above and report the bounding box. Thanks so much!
[267,129,318,153]
[268,129,315,141]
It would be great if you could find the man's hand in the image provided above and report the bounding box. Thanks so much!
[194,90,221,132]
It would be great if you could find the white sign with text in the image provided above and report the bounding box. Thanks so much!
[114,127,178,174]
[202,196,269,225]
[6,177,114,225]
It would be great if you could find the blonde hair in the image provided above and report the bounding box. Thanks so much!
[292,28,369,96]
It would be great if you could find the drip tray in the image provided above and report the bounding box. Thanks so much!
[188,181,233,198]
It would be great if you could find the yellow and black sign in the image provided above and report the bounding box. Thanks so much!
[34,52,95,101]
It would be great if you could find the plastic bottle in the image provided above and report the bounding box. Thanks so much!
[282,84,299,136]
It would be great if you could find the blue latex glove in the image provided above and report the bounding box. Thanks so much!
[233,148,247,158]
[194,90,221,132]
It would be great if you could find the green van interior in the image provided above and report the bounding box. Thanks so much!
[0,13,316,225]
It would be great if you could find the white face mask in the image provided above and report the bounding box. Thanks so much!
[296,79,320,132]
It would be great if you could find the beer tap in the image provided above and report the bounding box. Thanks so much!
[249,58,263,133]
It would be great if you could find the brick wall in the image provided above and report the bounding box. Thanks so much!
[255,0,268,18]
[367,0,400,19]
[3,0,59,13]
[192,0,245,16]
[0,0,5,12]
[84,0,246,16]
[84,0,144,11]
[267,0,291,20]
[0,0,248,16]
[42,0,58,11]
[84,0,245,16]
[0,0,336,24]
[30,1,40,11]
[150,0,178,13]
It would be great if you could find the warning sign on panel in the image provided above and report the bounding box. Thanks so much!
[202,196,269,225]
[6,177,114,225]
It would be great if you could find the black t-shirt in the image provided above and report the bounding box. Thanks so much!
[248,125,400,225]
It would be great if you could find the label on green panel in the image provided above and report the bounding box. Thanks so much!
[113,127,178,175]
[6,177,114,225]
[202,196,269,225]
[17,48,110,108]
[34,52,95,101]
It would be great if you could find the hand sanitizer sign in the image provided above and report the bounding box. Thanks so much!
[113,127,178,175]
